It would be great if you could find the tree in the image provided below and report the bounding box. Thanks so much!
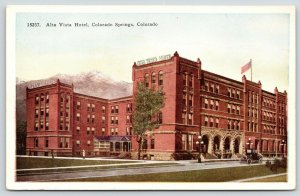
[132,83,165,160]
[16,120,27,155]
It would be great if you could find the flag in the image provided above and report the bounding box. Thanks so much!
[241,60,252,74]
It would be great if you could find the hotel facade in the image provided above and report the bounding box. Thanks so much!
[25,52,288,160]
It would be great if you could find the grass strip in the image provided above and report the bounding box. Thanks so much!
[57,165,287,182]
[17,157,134,169]
[245,174,287,182]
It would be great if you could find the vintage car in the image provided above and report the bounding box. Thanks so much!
[241,149,263,164]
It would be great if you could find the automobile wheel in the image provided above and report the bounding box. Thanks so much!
[247,159,252,164]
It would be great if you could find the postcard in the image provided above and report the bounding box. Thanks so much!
[6,5,296,190]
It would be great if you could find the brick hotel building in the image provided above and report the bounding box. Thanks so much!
[25,52,288,160]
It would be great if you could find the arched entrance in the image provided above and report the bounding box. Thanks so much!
[202,135,209,153]
[234,138,240,154]
[213,136,220,152]
[224,137,231,152]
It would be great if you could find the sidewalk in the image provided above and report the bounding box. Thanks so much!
[231,173,287,182]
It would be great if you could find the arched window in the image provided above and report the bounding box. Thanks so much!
[158,71,163,86]
[144,74,149,87]
[151,72,156,84]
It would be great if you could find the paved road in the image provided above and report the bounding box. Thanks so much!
[17,161,254,182]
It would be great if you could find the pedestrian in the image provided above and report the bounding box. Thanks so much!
[51,150,54,159]
[82,149,85,159]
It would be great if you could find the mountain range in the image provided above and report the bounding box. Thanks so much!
[16,71,133,121]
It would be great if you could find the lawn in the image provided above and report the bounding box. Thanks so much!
[17,162,177,175]
[16,157,135,169]
[245,174,287,182]
[59,165,287,182]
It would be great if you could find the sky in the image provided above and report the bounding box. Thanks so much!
[16,12,290,93]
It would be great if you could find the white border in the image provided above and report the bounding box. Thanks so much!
[6,5,296,190]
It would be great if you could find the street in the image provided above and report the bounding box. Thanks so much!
[17,160,254,182]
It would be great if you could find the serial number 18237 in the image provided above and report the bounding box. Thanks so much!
[27,23,40,27]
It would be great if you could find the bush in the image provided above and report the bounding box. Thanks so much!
[172,152,196,160]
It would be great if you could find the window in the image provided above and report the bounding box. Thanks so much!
[45,122,49,130]
[35,95,39,105]
[101,128,105,135]
[111,116,114,124]
[237,106,240,115]
[237,91,240,99]
[216,85,219,94]
[216,101,219,110]
[59,138,63,148]
[65,123,69,131]
[183,94,186,107]
[35,123,39,131]
[91,104,95,112]
[210,100,214,110]
[86,127,90,135]
[102,116,105,124]
[111,128,115,135]
[145,74,149,87]
[183,73,187,86]
[35,109,39,118]
[188,113,193,125]
[65,138,69,148]
[40,120,44,129]
[204,99,208,109]
[115,116,118,125]
[45,137,49,148]
[228,121,231,129]
[205,116,208,126]
[182,113,186,124]
[102,106,106,113]
[126,103,132,112]
[87,114,90,123]
[91,115,95,123]
[228,88,231,97]
[76,126,80,135]
[158,112,163,124]
[151,138,155,149]
[115,106,119,113]
[115,128,119,136]
[87,140,91,147]
[40,94,44,102]
[227,104,231,113]
[204,82,208,91]
[232,89,235,98]
[34,137,38,147]
[87,103,91,112]
[189,74,193,87]
[76,113,80,121]
[46,94,49,104]
[237,121,240,130]
[152,72,156,84]
[76,140,80,147]
[158,71,163,86]
[111,106,115,113]
[91,127,95,135]
[126,115,130,124]
[189,95,193,106]
[210,117,213,127]
[231,120,234,129]
[232,105,235,114]
[216,118,219,128]
[210,84,214,92]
